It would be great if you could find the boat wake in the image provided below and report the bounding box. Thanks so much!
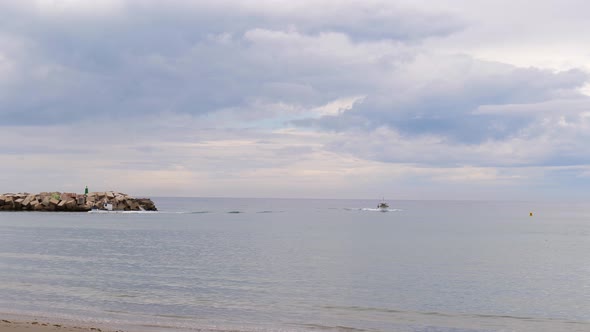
[359,208,402,212]
[86,210,288,215]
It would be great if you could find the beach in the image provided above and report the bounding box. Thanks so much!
[0,318,121,332]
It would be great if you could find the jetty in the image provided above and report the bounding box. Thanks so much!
[0,191,157,212]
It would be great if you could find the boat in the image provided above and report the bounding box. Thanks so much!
[377,199,389,211]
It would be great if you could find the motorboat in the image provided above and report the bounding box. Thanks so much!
[377,200,389,211]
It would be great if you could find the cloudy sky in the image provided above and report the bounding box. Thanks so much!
[1,0,590,200]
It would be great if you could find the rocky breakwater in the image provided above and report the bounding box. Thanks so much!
[0,191,157,212]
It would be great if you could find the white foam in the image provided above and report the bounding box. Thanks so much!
[359,208,402,212]
[87,210,159,214]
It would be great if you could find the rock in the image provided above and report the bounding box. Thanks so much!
[4,196,14,208]
[33,202,45,211]
[128,201,140,211]
[14,198,24,210]
[60,193,75,201]
[65,199,77,210]
[136,198,157,211]
[0,191,156,212]
[22,195,35,208]
[41,196,51,207]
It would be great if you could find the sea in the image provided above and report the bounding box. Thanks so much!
[0,198,588,332]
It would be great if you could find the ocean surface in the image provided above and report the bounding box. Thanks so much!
[0,198,588,332]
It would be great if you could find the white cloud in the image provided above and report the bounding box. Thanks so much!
[310,96,366,117]
[417,0,590,72]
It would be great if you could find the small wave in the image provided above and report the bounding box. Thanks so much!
[227,211,243,214]
[323,305,589,326]
[294,323,368,332]
[153,314,194,320]
[113,294,138,298]
[256,210,284,214]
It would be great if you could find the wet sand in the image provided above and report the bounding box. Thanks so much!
[0,319,123,332]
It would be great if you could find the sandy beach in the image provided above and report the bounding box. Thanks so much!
[0,319,123,332]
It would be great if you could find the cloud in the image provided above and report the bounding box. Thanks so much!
[0,0,465,125]
[32,0,126,16]
[133,0,466,42]
[1,0,590,199]
[295,54,588,142]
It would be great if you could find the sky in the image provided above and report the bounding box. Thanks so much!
[1,0,590,200]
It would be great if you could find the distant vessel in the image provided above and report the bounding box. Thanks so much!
[377,199,389,211]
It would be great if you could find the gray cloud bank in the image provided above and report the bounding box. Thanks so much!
[0,1,465,123]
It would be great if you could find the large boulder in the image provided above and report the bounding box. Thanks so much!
[22,195,35,210]
[33,201,45,211]
[136,198,157,211]
[4,196,14,209]
[57,200,67,210]
[14,198,24,210]
[64,199,78,210]
[127,200,140,211]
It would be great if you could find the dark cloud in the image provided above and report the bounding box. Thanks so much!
[295,59,589,143]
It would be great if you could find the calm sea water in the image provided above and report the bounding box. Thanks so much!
[0,198,588,332]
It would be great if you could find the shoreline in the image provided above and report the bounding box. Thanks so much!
[0,312,141,332]
[0,318,124,332]
[0,312,239,332]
